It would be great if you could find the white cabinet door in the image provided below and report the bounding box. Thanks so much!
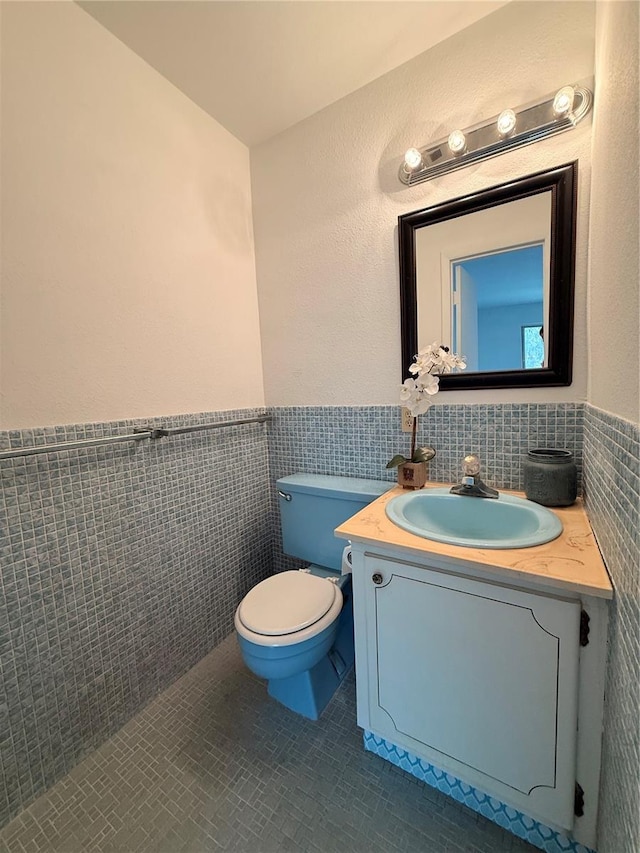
[360,554,581,830]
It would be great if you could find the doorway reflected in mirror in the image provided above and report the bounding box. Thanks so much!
[451,244,544,373]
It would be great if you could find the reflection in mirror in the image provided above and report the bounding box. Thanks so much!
[416,193,551,373]
[452,244,545,371]
[399,163,577,390]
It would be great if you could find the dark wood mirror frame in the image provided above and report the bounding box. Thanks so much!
[399,162,577,390]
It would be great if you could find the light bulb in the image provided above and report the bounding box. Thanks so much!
[448,130,466,155]
[497,109,517,137]
[553,86,575,117]
[404,148,423,171]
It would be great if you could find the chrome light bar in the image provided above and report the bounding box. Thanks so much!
[399,84,593,187]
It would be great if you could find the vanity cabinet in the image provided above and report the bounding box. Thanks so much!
[338,486,613,851]
[354,553,581,830]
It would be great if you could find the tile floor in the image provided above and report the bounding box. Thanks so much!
[0,635,538,853]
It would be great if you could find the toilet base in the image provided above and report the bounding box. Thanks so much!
[266,584,355,720]
[267,652,340,720]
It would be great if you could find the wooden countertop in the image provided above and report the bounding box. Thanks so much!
[335,483,613,600]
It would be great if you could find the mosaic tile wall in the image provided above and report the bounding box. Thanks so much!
[0,408,272,828]
[0,400,597,831]
[267,403,584,572]
[582,405,640,853]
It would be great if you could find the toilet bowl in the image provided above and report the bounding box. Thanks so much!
[235,569,348,719]
[235,474,391,719]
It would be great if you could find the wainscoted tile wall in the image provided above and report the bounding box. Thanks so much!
[0,409,272,828]
[267,403,584,572]
[582,405,640,853]
[0,400,597,832]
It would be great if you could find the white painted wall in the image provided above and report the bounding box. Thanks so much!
[252,1,595,407]
[587,1,639,425]
[0,2,264,430]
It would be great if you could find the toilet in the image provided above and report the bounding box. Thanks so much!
[235,474,389,720]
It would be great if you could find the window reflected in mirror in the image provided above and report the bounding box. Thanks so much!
[522,323,544,370]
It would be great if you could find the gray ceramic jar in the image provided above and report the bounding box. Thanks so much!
[523,449,577,507]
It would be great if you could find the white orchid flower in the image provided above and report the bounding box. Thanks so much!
[411,343,466,377]
[393,344,464,470]
[438,348,466,373]
[400,377,419,400]
[400,378,434,417]
[411,396,434,416]
[416,373,440,395]
[413,343,438,368]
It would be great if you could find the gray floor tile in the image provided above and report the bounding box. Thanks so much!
[0,635,536,852]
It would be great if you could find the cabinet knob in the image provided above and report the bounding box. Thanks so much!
[372,573,383,585]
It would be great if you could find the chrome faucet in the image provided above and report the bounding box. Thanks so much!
[450,454,499,499]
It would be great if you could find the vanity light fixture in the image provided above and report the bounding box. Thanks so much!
[399,83,592,186]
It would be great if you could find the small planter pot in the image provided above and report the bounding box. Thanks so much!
[397,461,427,490]
[523,448,577,507]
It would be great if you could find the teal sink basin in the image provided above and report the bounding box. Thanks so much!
[386,487,562,549]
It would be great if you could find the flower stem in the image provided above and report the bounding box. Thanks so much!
[410,416,417,459]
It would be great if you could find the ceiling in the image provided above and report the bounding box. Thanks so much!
[79,1,507,147]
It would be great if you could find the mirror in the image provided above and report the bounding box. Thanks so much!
[399,162,577,390]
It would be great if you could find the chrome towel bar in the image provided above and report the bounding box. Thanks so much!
[0,414,270,461]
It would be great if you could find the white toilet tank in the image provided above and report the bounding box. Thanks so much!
[277,474,390,571]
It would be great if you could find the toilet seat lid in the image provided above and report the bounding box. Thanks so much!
[238,571,338,636]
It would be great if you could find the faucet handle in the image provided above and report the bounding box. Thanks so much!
[452,454,499,498]
[462,454,481,476]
